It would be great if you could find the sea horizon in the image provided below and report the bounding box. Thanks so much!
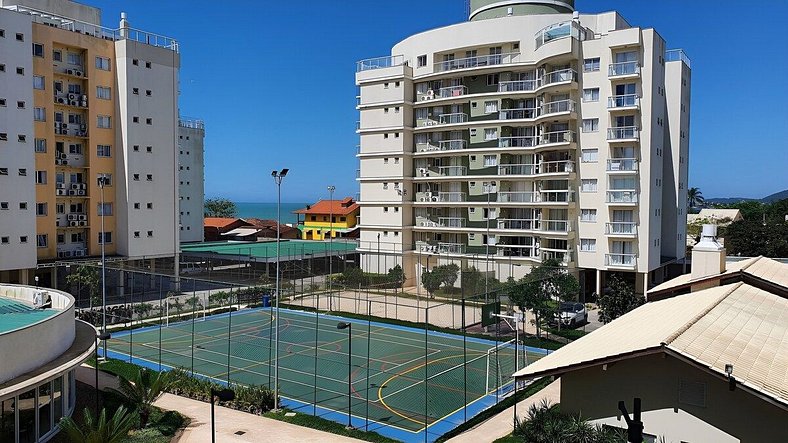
[234,202,306,225]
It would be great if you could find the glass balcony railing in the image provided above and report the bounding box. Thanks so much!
[665,49,692,68]
[497,192,537,203]
[541,99,575,116]
[438,242,466,254]
[499,136,539,148]
[498,164,537,176]
[542,130,576,144]
[438,139,467,151]
[607,126,639,140]
[438,217,467,228]
[498,219,540,230]
[543,220,572,232]
[439,85,467,98]
[541,190,574,203]
[540,160,574,174]
[606,191,639,203]
[606,222,638,235]
[356,55,405,72]
[434,52,520,73]
[606,253,637,267]
[608,61,640,77]
[499,108,539,120]
[534,20,587,50]
[542,69,577,86]
[543,250,573,263]
[437,192,466,202]
[437,166,467,176]
[439,113,468,124]
[608,94,639,109]
[607,159,638,172]
[498,80,538,92]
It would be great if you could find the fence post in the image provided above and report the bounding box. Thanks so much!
[227,286,233,384]
[424,307,429,442]
[158,274,163,371]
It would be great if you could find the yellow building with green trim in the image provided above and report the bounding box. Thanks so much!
[294,197,359,240]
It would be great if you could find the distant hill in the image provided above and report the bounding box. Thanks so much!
[705,189,787,204]
[762,189,788,203]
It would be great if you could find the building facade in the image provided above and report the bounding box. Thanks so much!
[178,118,205,243]
[294,198,360,240]
[0,0,184,285]
[355,0,691,294]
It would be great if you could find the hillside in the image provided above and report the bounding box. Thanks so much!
[762,189,788,203]
[705,189,787,204]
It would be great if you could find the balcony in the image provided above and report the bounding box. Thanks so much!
[438,242,465,254]
[608,61,640,78]
[541,190,574,203]
[541,130,576,145]
[541,99,575,116]
[498,244,538,258]
[499,108,539,120]
[606,159,638,172]
[437,192,466,202]
[542,250,573,264]
[606,191,638,204]
[498,218,540,230]
[499,136,539,148]
[498,164,537,176]
[498,80,538,93]
[605,222,638,236]
[439,113,468,125]
[437,166,467,177]
[607,126,639,141]
[439,85,467,98]
[357,55,405,72]
[540,160,574,174]
[605,253,637,268]
[542,69,577,86]
[355,169,361,179]
[497,191,537,203]
[534,20,587,50]
[438,217,467,228]
[439,139,467,151]
[433,52,520,73]
[607,94,639,110]
[542,220,572,232]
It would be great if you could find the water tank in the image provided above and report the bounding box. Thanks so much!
[469,0,574,21]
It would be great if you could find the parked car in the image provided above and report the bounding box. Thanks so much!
[557,302,587,327]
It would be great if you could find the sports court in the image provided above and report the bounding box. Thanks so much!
[106,307,548,442]
[181,239,358,259]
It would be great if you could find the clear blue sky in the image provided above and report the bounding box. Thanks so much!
[89,0,788,202]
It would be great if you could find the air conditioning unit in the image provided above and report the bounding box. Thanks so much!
[66,69,74,75]
[419,168,427,175]
[420,197,426,202]
[71,183,79,190]
[67,214,76,221]
[77,190,85,196]
[68,93,76,100]
[62,159,68,165]
[56,189,66,196]
[80,101,87,107]
[81,95,87,101]
[69,221,78,227]
[424,192,432,198]
[55,159,62,165]
[431,196,439,202]
[56,183,65,189]
[59,123,68,129]
[69,100,77,106]
[79,124,87,131]
[68,190,76,195]
[57,98,65,104]
[78,215,87,221]
[64,250,72,257]
[75,71,83,77]
[79,221,86,226]
[57,251,66,258]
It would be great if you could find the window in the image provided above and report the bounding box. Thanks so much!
[0,99,4,106]
[134,231,140,238]
[17,101,25,109]
[67,83,81,94]
[417,55,427,67]
[97,202,112,216]
[484,128,498,140]
[133,202,140,209]
[147,230,153,237]
[133,174,140,181]
[0,168,7,175]
[581,148,598,163]
[146,118,152,125]
[486,74,499,85]
[146,202,153,209]
[581,118,599,133]
[145,89,151,96]
[97,173,112,185]
[133,145,139,152]
[32,43,43,57]
[0,202,7,209]
[145,61,151,69]
[68,144,82,154]
[95,56,111,70]
[583,57,600,72]
[20,236,27,243]
[35,171,46,184]
[36,203,47,216]
[15,32,24,41]
[132,59,139,66]
[146,174,153,181]
[132,116,139,123]
[16,67,24,75]
[97,115,111,128]
[582,88,599,102]
[0,30,4,37]
[33,75,44,89]
[132,87,139,95]
[580,239,596,252]
[35,138,46,153]
[67,52,81,65]
[483,155,497,167]
[96,86,111,100]
[36,234,47,248]
[98,232,112,244]
[33,107,46,121]
[52,50,62,61]
[96,144,111,157]
[1,237,8,244]
[0,133,6,141]
[580,179,597,192]
[19,202,27,210]
[0,64,4,72]
[580,209,597,222]
[18,168,26,176]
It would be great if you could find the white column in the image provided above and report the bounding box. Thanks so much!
[595,268,602,297]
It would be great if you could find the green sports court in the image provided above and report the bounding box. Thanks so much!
[105,306,548,442]
[180,240,358,259]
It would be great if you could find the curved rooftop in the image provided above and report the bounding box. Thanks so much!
[0,295,59,334]
[469,0,574,21]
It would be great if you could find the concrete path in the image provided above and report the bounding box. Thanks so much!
[445,379,561,443]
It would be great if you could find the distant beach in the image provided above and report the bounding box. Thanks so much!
[235,202,305,225]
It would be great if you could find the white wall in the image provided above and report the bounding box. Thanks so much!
[177,121,204,243]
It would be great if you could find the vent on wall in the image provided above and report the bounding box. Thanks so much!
[678,379,706,407]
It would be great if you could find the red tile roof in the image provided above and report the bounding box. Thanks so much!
[204,217,243,228]
[293,198,359,216]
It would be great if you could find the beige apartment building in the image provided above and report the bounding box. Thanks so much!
[0,0,182,286]
[178,118,205,243]
[355,0,691,296]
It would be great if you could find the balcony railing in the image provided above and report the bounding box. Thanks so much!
[606,253,637,267]
[608,61,640,77]
[498,219,540,230]
[541,130,576,144]
[534,20,587,50]
[498,192,537,203]
[540,160,574,174]
[498,164,537,176]
[607,94,639,109]
[499,245,537,258]
[606,222,638,235]
[438,139,467,151]
[665,49,692,68]
[438,166,467,176]
[438,217,467,228]
[542,69,577,86]
[499,136,538,148]
[543,220,572,232]
[438,242,466,254]
[543,250,573,263]
[541,190,574,203]
[607,126,639,141]
[434,52,520,72]
[439,113,468,124]
[499,108,539,120]
[355,169,360,178]
[437,192,466,202]
[607,159,638,172]
[498,80,538,92]
[357,55,405,72]
[606,191,639,203]
[439,85,467,98]
[541,99,575,116]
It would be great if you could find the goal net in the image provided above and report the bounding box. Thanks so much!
[485,339,518,395]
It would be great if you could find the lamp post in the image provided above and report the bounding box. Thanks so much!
[327,185,335,310]
[337,321,353,429]
[34,275,39,289]
[271,168,288,411]
[94,331,111,415]
[377,232,381,275]
[210,388,235,443]
[97,174,109,359]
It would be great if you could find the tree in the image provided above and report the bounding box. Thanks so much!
[687,187,704,209]
[66,265,100,309]
[435,263,459,291]
[204,198,237,218]
[109,368,173,428]
[58,406,136,443]
[513,399,624,443]
[725,218,788,258]
[507,259,580,337]
[421,269,442,298]
[597,275,643,324]
[387,264,405,287]
[341,266,364,288]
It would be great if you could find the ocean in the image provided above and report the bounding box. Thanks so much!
[235,202,306,225]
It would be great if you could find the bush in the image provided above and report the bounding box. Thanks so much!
[166,368,276,415]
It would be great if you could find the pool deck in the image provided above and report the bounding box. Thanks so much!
[0,297,58,334]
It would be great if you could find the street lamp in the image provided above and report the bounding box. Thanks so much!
[327,185,335,310]
[97,174,110,359]
[377,233,381,275]
[34,275,39,288]
[337,321,353,429]
[210,388,235,443]
[94,331,111,414]
[271,168,288,411]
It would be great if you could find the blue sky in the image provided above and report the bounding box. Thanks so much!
[89,0,788,202]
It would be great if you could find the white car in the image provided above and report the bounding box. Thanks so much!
[558,302,587,327]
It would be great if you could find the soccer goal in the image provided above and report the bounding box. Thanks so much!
[485,338,518,395]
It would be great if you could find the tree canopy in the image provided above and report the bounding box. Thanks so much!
[204,198,237,218]
[597,275,643,324]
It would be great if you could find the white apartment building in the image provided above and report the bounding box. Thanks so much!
[355,0,691,296]
[0,0,185,285]
[178,118,205,243]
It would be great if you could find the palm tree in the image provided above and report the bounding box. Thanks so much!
[109,368,172,428]
[687,187,704,208]
[58,406,135,443]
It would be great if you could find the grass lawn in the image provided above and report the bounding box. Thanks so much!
[492,435,523,443]
[264,410,401,443]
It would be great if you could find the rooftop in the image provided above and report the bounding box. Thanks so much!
[0,296,58,334]
[294,198,359,216]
